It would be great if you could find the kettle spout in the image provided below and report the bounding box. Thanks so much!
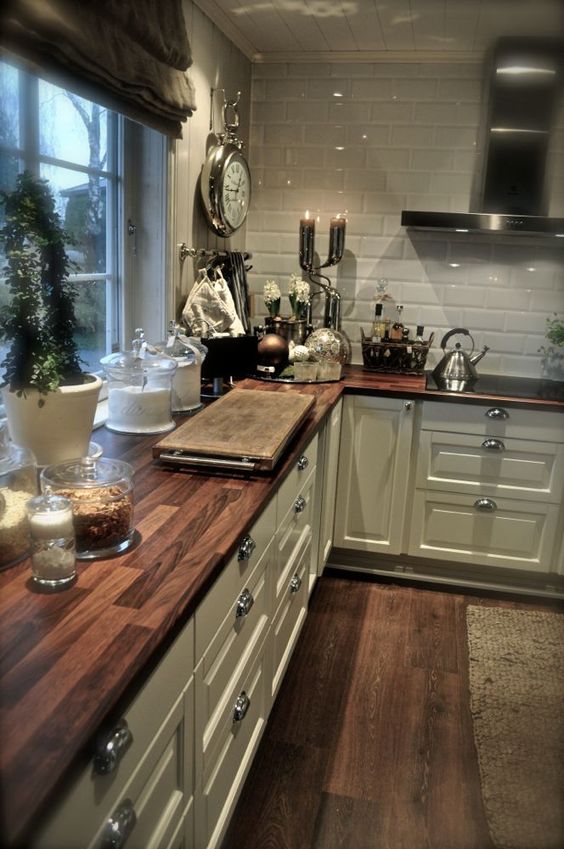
[469,345,490,366]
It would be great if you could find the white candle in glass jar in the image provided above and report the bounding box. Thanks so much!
[30,506,75,540]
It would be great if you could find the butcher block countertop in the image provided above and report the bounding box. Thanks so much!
[1,367,563,846]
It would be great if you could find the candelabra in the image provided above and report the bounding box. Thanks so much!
[299,214,346,330]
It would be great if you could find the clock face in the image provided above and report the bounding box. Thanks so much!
[220,155,251,231]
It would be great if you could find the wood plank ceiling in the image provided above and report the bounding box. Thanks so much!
[192,0,564,62]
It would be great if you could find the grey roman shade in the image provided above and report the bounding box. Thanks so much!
[0,0,196,137]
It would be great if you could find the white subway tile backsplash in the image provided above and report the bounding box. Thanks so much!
[249,60,563,376]
[443,285,487,308]
[265,78,307,100]
[434,126,478,148]
[308,78,351,99]
[486,287,531,311]
[437,78,481,101]
[410,149,453,171]
[344,170,387,192]
[351,78,391,100]
[287,101,328,123]
[391,78,438,101]
[391,125,435,147]
[370,101,413,124]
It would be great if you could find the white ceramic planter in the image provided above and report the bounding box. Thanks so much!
[2,375,103,466]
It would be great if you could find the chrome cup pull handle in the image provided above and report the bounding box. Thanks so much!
[289,574,302,594]
[93,720,133,775]
[235,588,254,618]
[481,438,505,451]
[297,455,309,471]
[238,535,256,561]
[233,691,251,723]
[486,407,509,420]
[474,497,497,512]
[294,495,306,514]
[101,799,137,849]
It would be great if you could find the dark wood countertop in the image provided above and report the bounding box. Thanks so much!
[0,368,562,846]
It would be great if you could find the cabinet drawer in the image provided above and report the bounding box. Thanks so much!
[198,543,271,733]
[408,489,560,572]
[195,646,268,849]
[275,471,315,607]
[195,496,276,663]
[270,540,309,701]
[422,401,564,443]
[33,620,194,849]
[417,431,564,502]
[276,431,318,524]
[36,683,192,849]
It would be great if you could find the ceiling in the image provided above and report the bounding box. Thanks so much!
[193,0,564,62]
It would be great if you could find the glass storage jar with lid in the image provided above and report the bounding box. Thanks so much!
[101,328,178,434]
[158,323,207,413]
[41,456,135,559]
[0,424,38,569]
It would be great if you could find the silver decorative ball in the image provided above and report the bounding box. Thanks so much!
[305,328,349,364]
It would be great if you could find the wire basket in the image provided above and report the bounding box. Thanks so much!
[360,328,434,374]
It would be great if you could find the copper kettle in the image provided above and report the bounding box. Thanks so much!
[432,328,489,388]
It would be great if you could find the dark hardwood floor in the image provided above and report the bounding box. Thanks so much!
[222,573,563,849]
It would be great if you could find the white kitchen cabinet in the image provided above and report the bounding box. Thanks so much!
[333,395,416,555]
[33,620,195,849]
[410,400,564,574]
[313,399,343,581]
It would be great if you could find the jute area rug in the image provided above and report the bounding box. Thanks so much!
[466,605,564,849]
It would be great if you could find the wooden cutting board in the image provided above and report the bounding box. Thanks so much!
[153,388,315,472]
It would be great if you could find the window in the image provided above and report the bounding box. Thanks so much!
[0,60,169,381]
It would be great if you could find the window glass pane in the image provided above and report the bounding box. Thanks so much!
[74,280,108,373]
[0,63,20,199]
[40,164,107,274]
[39,80,108,170]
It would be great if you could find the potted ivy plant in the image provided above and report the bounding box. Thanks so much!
[539,313,564,381]
[0,171,102,465]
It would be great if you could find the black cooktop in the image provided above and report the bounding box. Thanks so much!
[425,372,564,403]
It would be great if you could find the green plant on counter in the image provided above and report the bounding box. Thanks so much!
[544,313,564,347]
[539,313,564,380]
[0,171,84,399]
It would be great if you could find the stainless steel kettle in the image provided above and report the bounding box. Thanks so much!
[432,328,489,388]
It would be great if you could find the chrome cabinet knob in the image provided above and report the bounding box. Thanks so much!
[101,799,136,849]
[486,407,509,420]
[289,574,302,594]
[233,691,250,723]
[404,401,413,411]
[93,720,133,775]
[294,495,306,514]
[297,455,309,471]
[474,497,497,512]
[235,588,254,618]
[481,438,505,451]
[238,535,256,561]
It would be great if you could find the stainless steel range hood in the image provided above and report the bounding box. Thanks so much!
[402,37,564,238]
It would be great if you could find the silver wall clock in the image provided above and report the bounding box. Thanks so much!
[200,92,251,238]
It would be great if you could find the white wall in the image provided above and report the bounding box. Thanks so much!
[246,60,564,376]
[172,2,252,317]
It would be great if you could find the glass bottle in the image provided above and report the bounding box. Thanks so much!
[371,303,386,342]
[415,325,425,344]
[390,304,404,341]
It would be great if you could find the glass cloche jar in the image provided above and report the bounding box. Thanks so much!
[101,329,177,434]
[0,424,38,569]
[41,456,135,559]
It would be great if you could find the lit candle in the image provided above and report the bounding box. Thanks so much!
[299,211,315,271]
[27,494,76,588]
[30,502,75,540]
[328,215,346,265]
